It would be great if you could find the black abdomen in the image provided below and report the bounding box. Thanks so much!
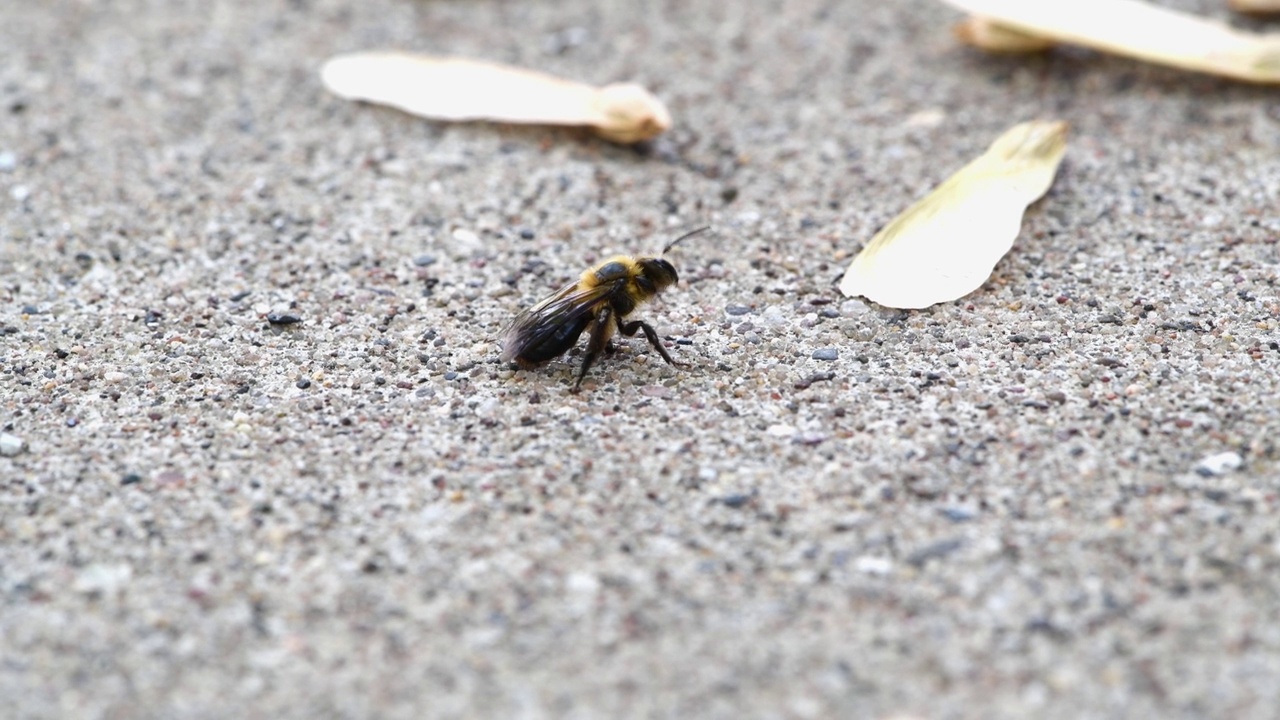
[514,312,594,365]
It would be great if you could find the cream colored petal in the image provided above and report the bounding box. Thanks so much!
[939,0,1280,83]
[840,121,1068,310]
[320,51,670,142]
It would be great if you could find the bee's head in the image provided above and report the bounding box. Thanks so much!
[637,257,679,292]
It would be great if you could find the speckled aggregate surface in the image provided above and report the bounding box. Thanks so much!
[3,1,1280,718]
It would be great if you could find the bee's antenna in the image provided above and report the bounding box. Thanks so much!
[662,226,712,255]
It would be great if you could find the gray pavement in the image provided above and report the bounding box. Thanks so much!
[2,0,1279,718]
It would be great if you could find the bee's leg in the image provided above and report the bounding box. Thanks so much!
[617,318,682,367]
[574,307,613,390]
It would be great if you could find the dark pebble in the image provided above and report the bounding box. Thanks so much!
[0,326,17,335]
[940,507,976,522]
[794,371,835,390]
[720,493,752,508]
[267,313,302,325]
[21,304,39,314]
[121,473,143,486]
[445,371,458,380]
[906,538,964,567]
[229,290,252,302]
[725,304,751,316]
[295,378,312,389]
[413,254,437,267]
[811,348,838,361]
[519,228,536,240]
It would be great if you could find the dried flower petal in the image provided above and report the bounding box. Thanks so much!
[839,120,1068,310]
[942,0,1280,83]
[320,51,671,143]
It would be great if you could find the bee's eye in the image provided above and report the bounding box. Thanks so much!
[649,259,678,287]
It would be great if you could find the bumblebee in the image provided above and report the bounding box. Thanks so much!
[502,227,708,390]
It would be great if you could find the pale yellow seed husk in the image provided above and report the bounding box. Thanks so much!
[320,51,671,143]
[940,0,1280,83]
[954,16,1056,53]
[839,120,1068,310]
[1230,0,1280,14]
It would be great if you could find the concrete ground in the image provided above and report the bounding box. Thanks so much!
[3,0,1279,718]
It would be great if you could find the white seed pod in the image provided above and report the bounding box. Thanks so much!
[320,51,671,143]
[940,0,1280,83]
[840,120,1068,310]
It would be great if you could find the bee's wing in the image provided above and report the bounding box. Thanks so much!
[501,280,617,363]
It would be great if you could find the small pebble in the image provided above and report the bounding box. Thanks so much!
[121,473,143,485]
[0,432,25,456]
[267,313,302,326]
[0,151,16,172]
[475,398,501,419]
[295,379,312,389]
[414,254,437,267]
[73,563,133,595]
[940,506,977,522]
[766,424,796,438]
[1195,451,1243,477]
[791,432,826,446]
[811,348,838,361]
[854,556,894,575]
[452,228,480,245]
[907,538,964,567]
[725,304,751,316]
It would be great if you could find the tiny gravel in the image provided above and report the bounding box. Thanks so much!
[2,1,1279,718]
